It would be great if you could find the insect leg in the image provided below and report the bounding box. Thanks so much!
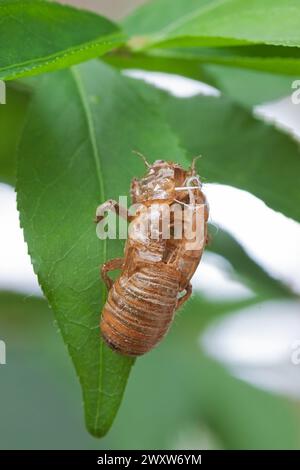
[177,283,192,309]
[95,199,133,223]
[132,150,151,168]
[189,155,201,175]
[101,258,124,290]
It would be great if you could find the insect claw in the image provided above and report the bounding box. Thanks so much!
[132,150,151,168]
[190,155,202,174]
[94,216,102,224]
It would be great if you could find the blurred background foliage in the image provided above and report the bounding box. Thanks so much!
[1,289,299,450]
[0,0,300,449]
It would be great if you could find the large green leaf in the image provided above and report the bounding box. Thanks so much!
[123,0,300,94]
[0,0,124,81]
[0,83,30,185]
[2,291,299,449]
[16,60,186,437]
[124,0,300,49]
[0,291,249,449]
[160,94,300,222]
[105,49,219,90]
[105,51,295,107]
[204,65,295,107]
[144,45,300,76]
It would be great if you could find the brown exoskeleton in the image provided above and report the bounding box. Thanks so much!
[95,154,209,356]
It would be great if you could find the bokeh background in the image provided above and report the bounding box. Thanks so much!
[0,0,300,449]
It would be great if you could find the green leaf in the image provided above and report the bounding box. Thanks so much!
[16,60,186,437]
[104,49,219,90]
[2,291,299,449]
[121,0,300,97]
[124,0,209,37]
[145,45,300,76]
[0,0,125,81]
[160,93,300,222]
[204,65,295,107]
[105,51,295,107]
[0,83,30,185]
[124,0,300,49]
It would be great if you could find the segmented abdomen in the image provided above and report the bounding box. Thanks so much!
[100,264,180,356]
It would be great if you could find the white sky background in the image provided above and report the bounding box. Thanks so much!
[1,70,300,397]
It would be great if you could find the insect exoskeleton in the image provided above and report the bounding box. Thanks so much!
[95,154,209,357]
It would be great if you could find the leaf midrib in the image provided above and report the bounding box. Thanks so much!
[70,66,105,435]
[153,0,230,38]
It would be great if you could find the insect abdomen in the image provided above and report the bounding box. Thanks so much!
[101,264,180,356]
